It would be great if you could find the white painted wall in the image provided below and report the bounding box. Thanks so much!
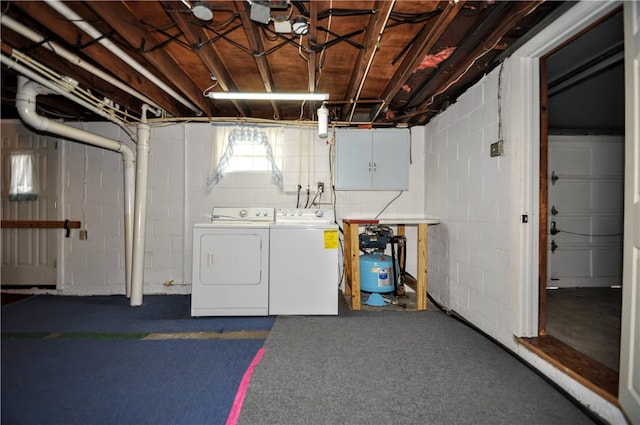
[422,62,625,425]
[59,122,133,295]
[13,122,423,295]
[422,3,627,422]
[423,66,515,342]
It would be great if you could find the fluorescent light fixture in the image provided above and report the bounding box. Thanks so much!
[207,92,329,101]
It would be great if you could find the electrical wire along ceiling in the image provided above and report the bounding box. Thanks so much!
[0,1,566,127]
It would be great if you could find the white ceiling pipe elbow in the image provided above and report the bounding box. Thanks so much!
[16,77,134,161]
[16,76,136,299]
[1,52,136,139]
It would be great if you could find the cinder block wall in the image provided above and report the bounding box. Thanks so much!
[50,122,425,295]
[424,67,515,343]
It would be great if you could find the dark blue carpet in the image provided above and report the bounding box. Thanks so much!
[2,338,265,425]
[1,295,275,334]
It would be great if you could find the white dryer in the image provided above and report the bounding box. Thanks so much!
[191,207,274,316]
[269,208,339,315]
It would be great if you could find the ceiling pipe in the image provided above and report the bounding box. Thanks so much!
[45,0,203,116]
[0,51,136,139]
[0,14,164,115]
[15,76,136,299]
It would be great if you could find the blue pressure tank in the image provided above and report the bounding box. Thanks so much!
[359,253,395,293]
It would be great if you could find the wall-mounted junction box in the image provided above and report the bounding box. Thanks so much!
[490,140,504,157]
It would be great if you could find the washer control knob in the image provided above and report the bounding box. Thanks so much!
[315,210,324,218]
[239,209,248,218]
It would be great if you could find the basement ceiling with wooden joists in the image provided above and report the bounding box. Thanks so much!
[0,1,567,128]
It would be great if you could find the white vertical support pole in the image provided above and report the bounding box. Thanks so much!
[130,121,150,306]
[123,156,135,298]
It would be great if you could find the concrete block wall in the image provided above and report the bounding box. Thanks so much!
[424,67,515,344]
[61,122,130,295]
[50,121,424,295]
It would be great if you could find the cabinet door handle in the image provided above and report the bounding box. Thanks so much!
[373,162,377,172]
[368,162,371,172]
[207,253,214,266]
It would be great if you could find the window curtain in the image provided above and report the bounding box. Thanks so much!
[8,152,39,201]
[207,125,283,189]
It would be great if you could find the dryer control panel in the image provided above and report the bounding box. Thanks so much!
[275,208,335,224]
[211,207,274,222]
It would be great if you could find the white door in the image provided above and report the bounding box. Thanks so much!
[619,2,640,422]
[1,121,58,286]
[547,135,624,288]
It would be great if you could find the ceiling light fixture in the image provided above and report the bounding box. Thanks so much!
[292,17,309,35]
[191,1,213,21]
[206,92,329,101]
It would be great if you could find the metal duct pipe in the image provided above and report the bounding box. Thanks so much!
[15,76,136,299]
[0,14,164,114]
[45,0,202,116]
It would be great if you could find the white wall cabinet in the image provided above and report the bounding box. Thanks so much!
[335,128,410,190]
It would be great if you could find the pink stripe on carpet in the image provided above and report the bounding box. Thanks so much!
[225,347,266,425]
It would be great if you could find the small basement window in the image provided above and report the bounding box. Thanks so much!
[207,125,283,189]
[8,152,38,201]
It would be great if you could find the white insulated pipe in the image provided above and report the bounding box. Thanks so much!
[0,14,164,113]
[129,113,151,306]
[15,76,136,299]
[45,0,202,116]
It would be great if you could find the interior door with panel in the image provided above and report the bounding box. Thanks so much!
[619,2,640,422]
[1,121,58,286]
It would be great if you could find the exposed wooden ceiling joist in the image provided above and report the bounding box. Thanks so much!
[0,1,566,127]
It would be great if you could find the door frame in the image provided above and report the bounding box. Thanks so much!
[506,0,621,338]
[538,13,624,334]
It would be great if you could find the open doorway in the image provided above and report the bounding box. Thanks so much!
[538,8,624,396]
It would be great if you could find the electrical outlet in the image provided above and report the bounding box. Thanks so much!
[317,182,325,193]
[490,140,504,157]
[79,230,88,240]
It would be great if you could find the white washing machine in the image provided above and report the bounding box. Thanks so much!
[269,208,339,315]
[191,207,274,316]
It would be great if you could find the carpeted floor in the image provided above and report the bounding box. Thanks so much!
[1,294,604,425]
[1,294,274,425]
[238,310,600,425]
[1,294,275,334]
[2,338,264,425]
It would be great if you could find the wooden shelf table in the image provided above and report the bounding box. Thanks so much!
[343,218,440,310]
